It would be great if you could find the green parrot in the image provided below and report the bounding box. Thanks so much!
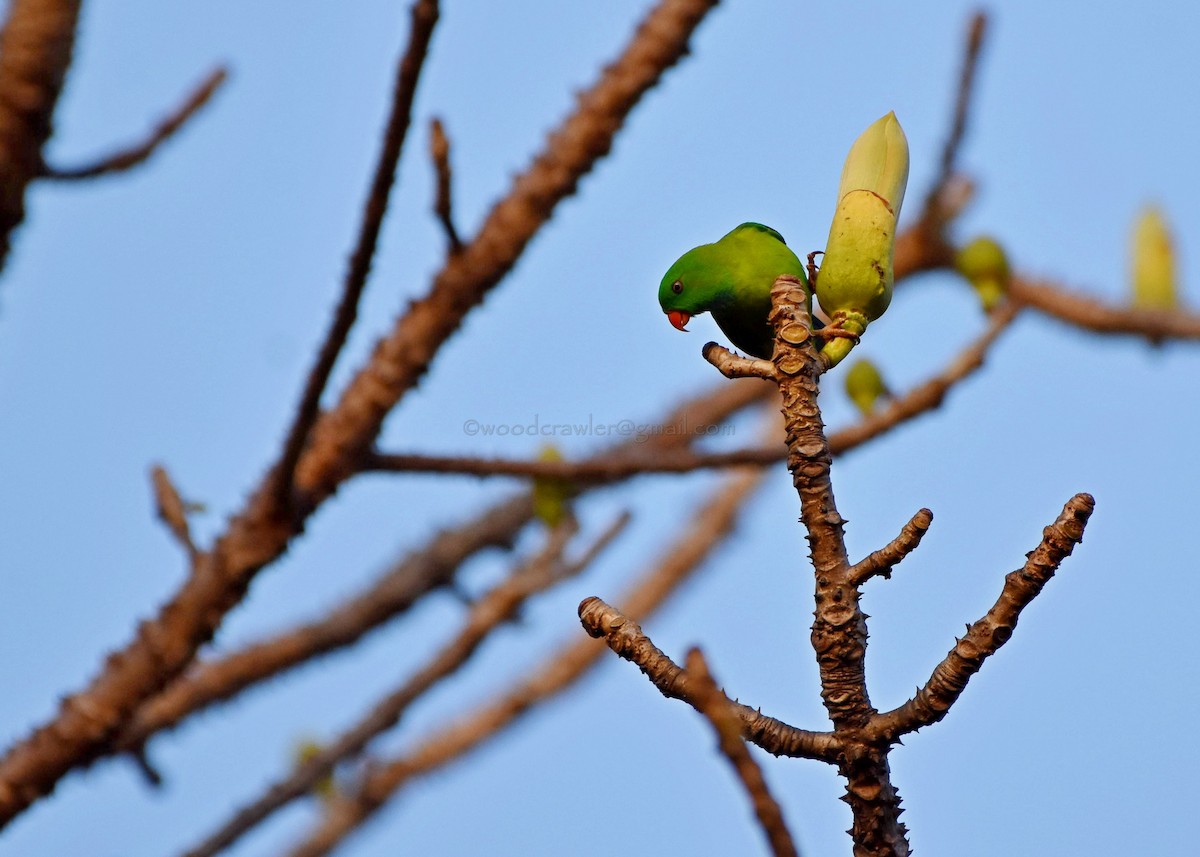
[658,222,811,359]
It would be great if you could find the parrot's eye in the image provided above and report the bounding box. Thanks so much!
[671,279,683,294]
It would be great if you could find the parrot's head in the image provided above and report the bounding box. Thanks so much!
[658,243,731,334]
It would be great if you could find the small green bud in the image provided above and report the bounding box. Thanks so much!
[532,445,571,527]
[816,112,910,367]
[954,236,1011,311]
[1130,205,1178,310]
[292,738,337,801]
[844,358,890,417]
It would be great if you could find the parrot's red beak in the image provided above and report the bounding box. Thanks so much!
[667,310,691,332]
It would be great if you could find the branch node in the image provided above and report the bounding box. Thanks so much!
[429,117,463,253]
[849,507,933,586]
[702,341,776,380]
[149,464,199,557]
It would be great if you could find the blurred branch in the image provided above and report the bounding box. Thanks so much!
[0,0,722,826]
[685,649,800,857]
[282,467,771,857]
[1010,275,1200,340]
[0,0,82,275]
[114,380,768,758]
[578,597,838,763]
[869,494,1094,742]
[42,66,227,180]
[183,514,628,857]
[112,495,534,756]
[429,116,462,253]
[368,304,1017,482]
[270,0,439,511]
[895,11,989,278]
[291,0,721,502]
[918,11,987,229]
[827,302,1017,454]
[362,446,779,480]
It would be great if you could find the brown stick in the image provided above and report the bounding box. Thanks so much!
[42,67,227,179]
[685,648,801,857]
[579,597,838,763]
[0,0,720,826]
[868,494,1094,742]
[0,0,82,274]
[429,117,462,253]
[848,508,933,586]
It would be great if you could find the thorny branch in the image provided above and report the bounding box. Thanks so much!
[868,494,1094,742]
[848,508,933,586]
[579,597,839,763]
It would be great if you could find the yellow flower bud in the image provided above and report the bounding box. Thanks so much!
[533,445,571,527]
[954,236,1011,311]
[844,358,890,417]
[815,112,910,366]
[292,738,337,801]
[1130,205,1178,310]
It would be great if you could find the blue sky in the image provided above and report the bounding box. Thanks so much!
[2,2,1199,855]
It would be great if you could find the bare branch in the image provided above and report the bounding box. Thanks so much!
[282,467,774,857]
[149,464,198,557]
[895,11,990,279]
[363,446,779,481]
[42,67,227,180]
[703,341,776,380]
[0,0,723,826]
[429,117,462,253]
[291,0,721,503]
[270,0,439,511]
[1010,275,1200,341]
[579,597,837,762]
[685,649,800,857]
[848,508,933,586]
[183,514,626,857]
[918,11,987,226]
[869,493,1095,742]
[0,0,82,274]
